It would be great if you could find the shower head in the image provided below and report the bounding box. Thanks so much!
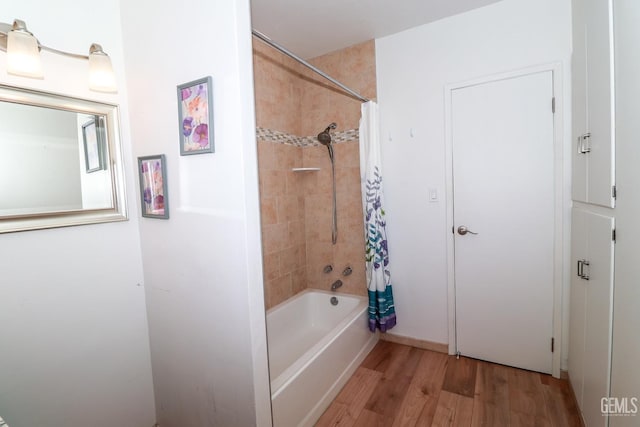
[317,122,337,146]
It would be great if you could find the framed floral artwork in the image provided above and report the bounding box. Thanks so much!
[177,76,214,155]
[138,154,169,219]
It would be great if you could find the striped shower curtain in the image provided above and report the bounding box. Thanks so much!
[359,101,396,333]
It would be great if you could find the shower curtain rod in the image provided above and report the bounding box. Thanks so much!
[251,29,371,103]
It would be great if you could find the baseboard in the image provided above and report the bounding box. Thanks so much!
[565,372,586,427]
[379,332,448,354]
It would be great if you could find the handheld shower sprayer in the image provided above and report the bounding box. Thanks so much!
[317,122,337,144]
[317,122,337,161]
[317,122,339,244]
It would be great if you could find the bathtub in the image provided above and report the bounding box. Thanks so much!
[267,289,378,427]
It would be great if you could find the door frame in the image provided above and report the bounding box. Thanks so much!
[444,63,565,378]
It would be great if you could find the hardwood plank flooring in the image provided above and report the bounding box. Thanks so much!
[442,355,477,398]
[315,342,583,427]
[471,361,511,426]
[392,351,448,427]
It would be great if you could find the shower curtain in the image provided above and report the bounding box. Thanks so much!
[359,101,396,332]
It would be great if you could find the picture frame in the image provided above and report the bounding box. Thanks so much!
[177,76,215,155]
[138,154,169,219]
[82,117,104,173]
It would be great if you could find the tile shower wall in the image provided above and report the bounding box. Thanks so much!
[257,142,306,308]
[299,41,378,135]
[254,40,377,308]
[253,40,302,135]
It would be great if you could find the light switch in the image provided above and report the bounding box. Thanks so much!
[429,188,438,202]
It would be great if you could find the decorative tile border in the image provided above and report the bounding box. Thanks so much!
[256,127,359,146]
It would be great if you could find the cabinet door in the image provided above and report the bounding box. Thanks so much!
[572,0,616,207]
[569,209,588,405]
[584,211,615,427]
[585,0,616,207]
[572,0,588,203]
[569,209,615,426]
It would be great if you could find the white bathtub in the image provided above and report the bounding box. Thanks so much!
[266,289,378,427]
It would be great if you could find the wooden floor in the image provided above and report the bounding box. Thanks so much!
[315,341,583,427]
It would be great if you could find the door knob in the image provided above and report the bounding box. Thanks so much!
[457,225,478,236]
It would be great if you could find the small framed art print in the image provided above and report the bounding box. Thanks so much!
[138,154,169,219]
[177,76,214,155]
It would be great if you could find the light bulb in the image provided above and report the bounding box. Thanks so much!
[88,43,117,93]
[6,21,43,79]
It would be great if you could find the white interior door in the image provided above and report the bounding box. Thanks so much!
[452,71,555,374]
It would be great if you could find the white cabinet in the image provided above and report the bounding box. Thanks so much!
[569,208,615,426]
[572,0,616,207]
[570,1,617,421]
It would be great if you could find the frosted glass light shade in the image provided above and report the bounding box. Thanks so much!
[7,29,43,79]
[88,45,117,93]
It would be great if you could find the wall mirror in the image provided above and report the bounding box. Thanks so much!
[0,84,127,233]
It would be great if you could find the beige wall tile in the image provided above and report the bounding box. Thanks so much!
[267,273,292,308]
[262,252,280,282]
[288,220,306,246]
[274,143,296,170]
[252,41,302,135]
[333,141,361,169]
[278,245,296,273]
[286,170,305,195]
[276,195,301,223]
[257,140,276,170]
[261,223,288,255]
[336,190,364,228]
[260,196,277,226]
[261,169,286,198]
[291,268,307,295]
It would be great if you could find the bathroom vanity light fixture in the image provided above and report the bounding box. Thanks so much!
[0,19,117,93]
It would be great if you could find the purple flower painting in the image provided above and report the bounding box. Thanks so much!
[138,155,169,219]
[178,76,214,155]
[182,117,194,137]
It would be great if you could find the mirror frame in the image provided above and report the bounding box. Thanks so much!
[0,84,128,233]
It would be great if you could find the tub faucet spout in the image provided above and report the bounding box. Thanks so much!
[331,280,343,291]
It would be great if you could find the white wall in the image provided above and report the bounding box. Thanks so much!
[0,2,156,427]
[120,0,271,425]
[610,2,640,425]
[376,0,572,366]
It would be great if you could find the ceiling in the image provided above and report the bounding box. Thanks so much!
[250,0,503,59]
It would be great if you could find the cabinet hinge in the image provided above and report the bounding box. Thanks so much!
[612,185,617,199]
[552,97,556,113]
[613,229,616,243]
[551,337,555,353]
